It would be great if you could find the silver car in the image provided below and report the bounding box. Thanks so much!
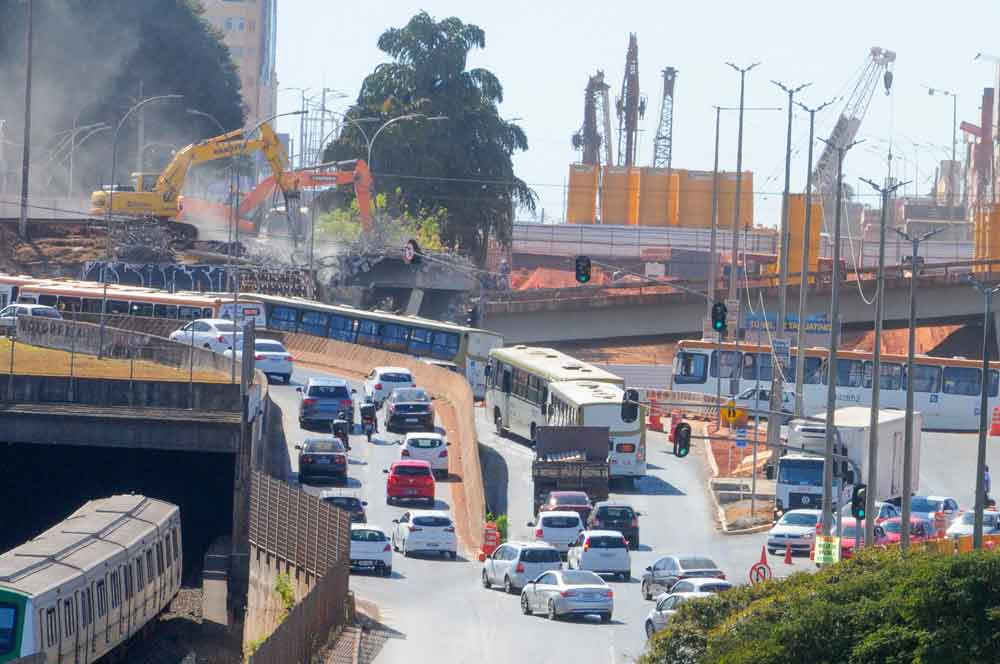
[482,541,562,593]
[644,591,714,639]
[520,569,613,622]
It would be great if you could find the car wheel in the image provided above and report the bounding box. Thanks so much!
[620,572,630,582]
[403,543,411,558]
[504,576,515,594]
[391,535,398,552]
[768,549,777,555]
[282,374,291,384]
[383,567,392,578]
[547,600,559,621]
[645,621,655,638]
[642,581,651,600]
[482,570,491,589]
[600,612,612,624]
[520,593,532,615]
[386,496,394,506]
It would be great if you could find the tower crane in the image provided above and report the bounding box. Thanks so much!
[652,67,678,168]
[615,34,647,167]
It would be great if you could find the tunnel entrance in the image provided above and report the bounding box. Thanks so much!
[0,442,234,581]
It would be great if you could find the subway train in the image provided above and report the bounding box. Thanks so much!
[0,495,181,663]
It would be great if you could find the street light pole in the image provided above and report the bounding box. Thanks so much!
[965,274,1000,549]
[859,177,908,546]
[367,114,448,171]
[186,108,226,134]
[819,138,861,537]
[891,226,944,550]
[17,0,34,239]
[725,62,760,303]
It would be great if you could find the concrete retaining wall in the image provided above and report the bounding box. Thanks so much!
[1,373,240,410]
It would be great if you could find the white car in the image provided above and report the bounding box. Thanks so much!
[530,511,585,553]
[766,508,822,555]
[906,495,961,531]
[391,509,457,559]
[945,510,1000,538]
[735,387,794,422]
[481,541,562,594]
[169,318,242,353]
[567,530,631,580]
[364,366,414,408]
[644,592,714,639]
[223,338,293,383]
[0,303,62,328]
[666,577,734,594]
[400,432,450,479]
[349,524,392,576]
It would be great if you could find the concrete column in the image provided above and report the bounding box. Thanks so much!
[406,288,425,316]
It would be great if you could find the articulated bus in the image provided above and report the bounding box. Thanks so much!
[218,294,503,398]
[485,345,647,480]
[672,339,1000,432]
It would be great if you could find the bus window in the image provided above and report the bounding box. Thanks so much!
[835,359,864,387]
[943,366,981,396]
[408,328,433,354]
[527,375,545,404]
[202,308,213,318]
[356,319,383,346]
[383,324,410,351]
[431,331,460,360]
[787,356,823,384]
[904,364,941,393]
[673,352,707,384]
[153,304,178,318]
[298,311,329,336]
[269,306,299,332]
[328,315,356,342]
[58,296,82,312]
[743,353,773,381]
[178,306,202,320]
[512,368,529,400]
[863,361,903,390]
[107,300,129,315]
[37,294,58,307]
[710,351,741,379]
[82,298,103,314]
[990,370,999,398]
[130,302,154,317]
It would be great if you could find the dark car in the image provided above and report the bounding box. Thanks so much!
[539,491,593,522]
[384,387,435,433]
[321,493,368,523]
[296,437,348,485]
[588,501,641,549]
[297,377,356,429]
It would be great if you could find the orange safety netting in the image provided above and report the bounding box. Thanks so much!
[510,266,609,290]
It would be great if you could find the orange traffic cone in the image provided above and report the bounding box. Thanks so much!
[784,543,794,565]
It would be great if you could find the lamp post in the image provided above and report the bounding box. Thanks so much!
[890,226,945,550]
[924,86,958,220]
[186,108,226,133]
[17,0,34,239]
[964,273,1000,549]
[66,122,109,197]
[858,176,908,545]
[724,62,760,303]
[366,114,448,170]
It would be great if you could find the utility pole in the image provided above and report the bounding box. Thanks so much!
[859,176,907,546]
[891,226,944,550]
[819,138,860,537]
[768,79,810,452]
[793,98,835,417]
[725,62,760,303]
[17,0,34,239]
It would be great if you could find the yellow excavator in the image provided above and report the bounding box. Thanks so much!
[89,122,294,242]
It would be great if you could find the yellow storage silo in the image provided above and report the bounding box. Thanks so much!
[637,168,679,227]
[627,168,641,225]
[718,171,754,230]
[676,169,714,228]
[567,164,599,224]
[786,194,823,285]
[601,166,639,226]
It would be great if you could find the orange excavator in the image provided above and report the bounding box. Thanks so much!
[178,158,374,239]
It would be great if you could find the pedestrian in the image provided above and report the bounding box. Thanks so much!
[985,465,991,503]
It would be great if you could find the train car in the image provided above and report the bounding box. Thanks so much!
[0,495,181,663]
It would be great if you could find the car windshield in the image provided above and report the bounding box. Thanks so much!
[780,512,818,527]
[350,529,386,542]
[541,516,580,528]
[412,516,451,527]
[306,441,345,453]
[33,308,60,318]
[598,506,634,520]
[587,536,625,549]
[309,385,350,399]
[255,341,286,353]
[553,493,588,505]
[214,322,237,332]
[560,570,604,586]
[394,465,430,477]
[324,497,361,510]
[909,498,942,513]
[381,373,413,382]
[408,437,442,449]
[521,548,560,563]
[679,557,718,570]
[393,389,429,402]
[777,459,822,486]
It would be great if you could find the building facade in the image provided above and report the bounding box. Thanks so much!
[201,0,278,125]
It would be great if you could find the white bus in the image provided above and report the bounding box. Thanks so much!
[486,346,626,444]
[547,380,647,481]
[672,339,1000,432]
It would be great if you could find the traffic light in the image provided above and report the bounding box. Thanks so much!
[466,305,481,328]
[575,256,592,284]
[711,302,727,334]
[672,422,692,458]
[620,388,640,423]
[851,484,867,520]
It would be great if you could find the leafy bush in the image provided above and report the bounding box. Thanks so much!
[274,572,296,619]
[317,190,446,252]
[640,548,1000,664]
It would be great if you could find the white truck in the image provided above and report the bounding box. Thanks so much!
[775,406,921,515]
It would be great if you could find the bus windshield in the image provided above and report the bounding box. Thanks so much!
[778,458,823,486]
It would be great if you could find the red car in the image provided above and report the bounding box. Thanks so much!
[836,518,891,559]
[880,517,932,544]
[385,460,435,506]
[538,491,593,521]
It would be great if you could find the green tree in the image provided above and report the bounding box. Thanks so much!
[317,190,446,252]
[323,11,535,264]
[0,0,243,194]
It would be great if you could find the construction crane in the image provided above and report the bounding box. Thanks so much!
[615,33,647,167]
[572,71,614,166]
[652,67,678,169]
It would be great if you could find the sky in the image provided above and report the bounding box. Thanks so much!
[275,0,1000,228]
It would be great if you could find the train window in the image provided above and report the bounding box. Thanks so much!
[107,300,129,315]
[58,296,82,312]
[990,370,999,398]
[156,541,165,576]
[269,306,299,332]
[171,529,180,561]
[674,352,708,384]
[136,557,145,588]
[328,315,357,342]
[37,294,57,307]
[710,351,741,379]
[82,298,103,313]
[81,588,92,627]
[383,324,410,351]
[146,549,156,580]
[408,328,433,354]
[110,570,121,609]
[45,607,58,647]
[96,581,107,617]
[904,364,942,393]
[863,362,903,390]
[356,319,383,346]
[177,306,202,320]
[130,301,154,317]
[431,331,460,360]
[63,599,75,636]
[153,304,179,318]
[124,565,133,600]
[298,310,329,336]
[165,538,173,567]
[943,366,981,396]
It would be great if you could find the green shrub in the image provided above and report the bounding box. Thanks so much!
[274,572,295,618]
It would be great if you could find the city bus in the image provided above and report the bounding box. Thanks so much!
[220,293,503,398]
[671,338,1000,431]
[547,380,647,482]
[485,345,625,442]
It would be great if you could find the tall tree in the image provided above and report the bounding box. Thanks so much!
[324,11,534,263]
[0,0,244,195]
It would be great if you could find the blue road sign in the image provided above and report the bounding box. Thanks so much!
[736,427,748,448]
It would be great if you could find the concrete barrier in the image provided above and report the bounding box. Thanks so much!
[276,332,486,554]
